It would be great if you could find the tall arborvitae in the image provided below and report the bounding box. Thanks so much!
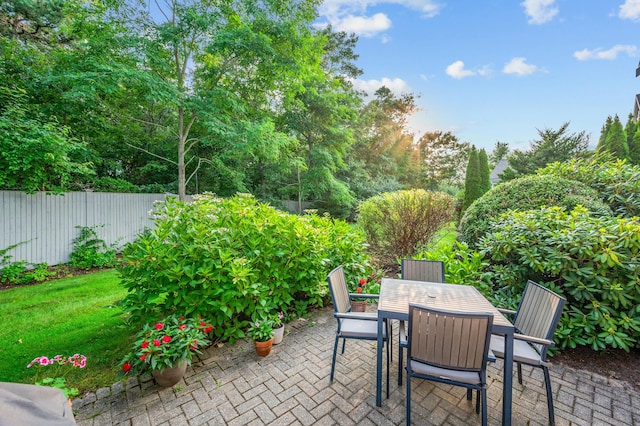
[631,127,640,165]
[596,115,613,154]
[478,148,491,193]
[605,115,629,160]
[461,146,482,215]
[624,114,637,149]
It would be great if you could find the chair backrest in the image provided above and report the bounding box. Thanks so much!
[327,266,351,314]
[514,280,566,354]
[401,259,445,283]
[407,304,493,371]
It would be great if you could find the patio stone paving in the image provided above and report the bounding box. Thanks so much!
[72,306,640,425]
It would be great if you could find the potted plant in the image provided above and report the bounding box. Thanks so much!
[247,316,275,356]
[272,312,285,345]
[118,314,213,387]
[351,278,369,312]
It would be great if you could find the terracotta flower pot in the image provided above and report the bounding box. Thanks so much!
[273,325,285,345]
[152,361,187,387]
[254,338,274,356]
[351,300,367,312]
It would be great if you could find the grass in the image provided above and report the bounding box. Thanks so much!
[0,269,133,394]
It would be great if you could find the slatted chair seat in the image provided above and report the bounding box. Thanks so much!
[489,280,566,426]
[327,266,391,398]
[398,258,446,386]
[405,305,494,426]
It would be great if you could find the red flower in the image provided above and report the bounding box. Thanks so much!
[122,362,132,372]
[356,287,362,293]
[141,341,149,349]
[200,321,206,327]
[190,340,198,350]
[162,335,171,343]
[204,326,213,333]
[179,324,187,331]
[359,278,366,285]
[153,339,161,347]
[179,316,185,321]
[155,323,164,331]
[140,354,147,361]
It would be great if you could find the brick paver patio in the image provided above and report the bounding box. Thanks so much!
[72,306,640,425]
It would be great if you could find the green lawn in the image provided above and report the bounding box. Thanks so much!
[0,269,132,393]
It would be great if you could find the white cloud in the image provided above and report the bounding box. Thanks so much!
[318,1,443,38]
[573,44,638,60]
[521,0,558,24]
[446,61,476,79]
[503,57,538,76]
[350,77,411,96]
[335,13,392,37]
[619,0,640,21]
[477,65,494,78]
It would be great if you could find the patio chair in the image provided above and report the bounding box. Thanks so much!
[489,280,566,426]
[398,259,446,385]
[401,258,445,283]
[327,266,390,397]
[405,305,494,426]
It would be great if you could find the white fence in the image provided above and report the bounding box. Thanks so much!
[0,191,168,266]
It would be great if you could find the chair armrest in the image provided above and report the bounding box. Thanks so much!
[514,333,554,347]
[334,312,379,321]
[348,293,379,300]
[497,308,517,316]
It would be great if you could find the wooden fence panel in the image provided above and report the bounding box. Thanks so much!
[0,191,168,266]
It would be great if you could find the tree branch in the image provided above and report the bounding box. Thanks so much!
[124,142,177,165]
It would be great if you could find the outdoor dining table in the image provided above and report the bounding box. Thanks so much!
[376,278,515,426]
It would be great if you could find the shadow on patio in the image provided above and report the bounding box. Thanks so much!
[72,306,639,425]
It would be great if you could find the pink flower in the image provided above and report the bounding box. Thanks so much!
[179,324,187,331]
[39,357,49,366]
[153,339,161,347]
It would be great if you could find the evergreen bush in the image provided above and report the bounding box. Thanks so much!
[458,175,611,247]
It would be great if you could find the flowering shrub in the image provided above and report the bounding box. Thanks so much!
[27,353,87,398]
[247,317,274,342]
[118,314,212,377]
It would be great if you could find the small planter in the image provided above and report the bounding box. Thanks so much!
[351,300,367,312]
[273,325,285,345]
[254,338,274,357]
[152,361,187,387]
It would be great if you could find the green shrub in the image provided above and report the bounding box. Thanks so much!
[69,226,118,269]
[539,158,640,218]
[479,206,640,351]
[119,193,373,342]
[357,189,455,267]
[91,177,139,193]
[458,175,611,248]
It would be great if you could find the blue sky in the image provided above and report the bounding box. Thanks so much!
[316,0,640,151]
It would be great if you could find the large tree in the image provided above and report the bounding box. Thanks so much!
[501,122,590,180]
[416,131,469,191]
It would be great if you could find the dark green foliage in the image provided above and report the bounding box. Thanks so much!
[501,122,589,181]
[624,114,637,152]
[478,148,491,193]
[118,194,373,342]
[461,147,481,214]
[458,175,611,248]
[479,207,640,352]
[91,177,139,193]
[631,128,640,166]
[539,158,640,218]
[69,226,118,269]
[0,242,54,285]
[604,115,629,160]
[596,116,612,155]
[357,189,455,267]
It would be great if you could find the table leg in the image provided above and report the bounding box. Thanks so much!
[502,331,514,426]
[376,316,383,407]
